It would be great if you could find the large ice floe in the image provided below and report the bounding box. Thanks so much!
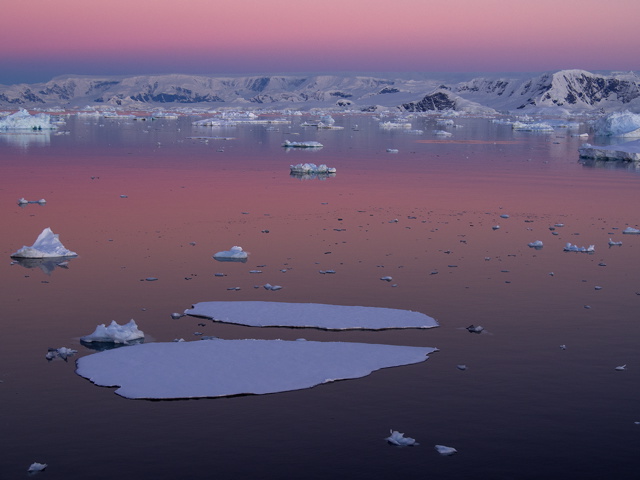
[184,301,438,330]
[0,109,57,130]
[10,227,77,258]
[80,319,144,345]
[212,245,248,262]
[579,140,640,162]
[75,339,436,399]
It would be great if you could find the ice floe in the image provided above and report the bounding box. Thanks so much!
[46,347,78,361]
[282,140,323,148]
[528,240,544,249]
[608,238,623,246]
[289,163,336,174]
[213,246,248,261]
[623,227,640,234]
[27,462,47,473]
[435,445,458,456]
[512,121,554,132]
[17,197,46,206]
[75,339,437,399]
[10,227,77,259]
[80,319,144,345]
[0,109,57,130]
[184,301,438,330]
[563,242,595,253]
[386,430,418,446]
[578,141,640,162]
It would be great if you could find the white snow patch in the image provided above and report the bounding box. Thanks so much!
[10,227,77,258]
[184,301,438,330]
[75,339,436,399]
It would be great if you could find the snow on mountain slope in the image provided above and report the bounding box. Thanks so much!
[0,70,638,113]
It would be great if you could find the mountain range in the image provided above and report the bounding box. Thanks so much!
[1,69,638,114]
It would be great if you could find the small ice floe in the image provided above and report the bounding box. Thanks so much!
[290,163,336,174]
[282,140,323,148]
[456,364,467,371]
[380,276,393,282]
[145,277,158,281]
[466,325,484,333]
[595,286,603,290]
[170,313,183,319]
[0,109,57,130]
[27,462,47,473]
[46,347,78,361]
[11,227,77,259]
[386,430,418,446]
[434,445,457,456]
[263,283,282,291]
[433,130,452,137]
[386,148,399,153]
[500,214,510,218]
[608,238,623,246]
[492,225,500,230]
[80,319,144,344]
[120,194,128,198]
[623,227,640,234]
[563,243,595,253]
[560,345,567,350]
[528,240,544,249]
[512,121,554,132]
[17,197,46,206]
[615,365,627,371]
[213,246,248,262]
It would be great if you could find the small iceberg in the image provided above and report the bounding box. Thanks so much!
[80,319,144,345]
[289,163,336,174]
[46,347,78,361]
[608,238,623,246]
[578,141,640,162]
[0,109,57,130]
[466,325,484,333]
[594,111,640,138]
[435,445,458,456]
[615,365,627,371]
[11,227,77,259]
[528,240,544,249]
[623,227,640,234]
[213,246,248,262]
[563,242,595,253]
[282,140,323,148]
[27,462,47,473]
[386,430,418,446]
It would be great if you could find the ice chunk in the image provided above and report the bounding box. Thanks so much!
[563,243,595,253]
[263,283,282,291]
[27,462,47,473]
[184,301,438,330]
[386,148,399,153]
[282,140,323,148]
[46,347,78,361]
[593,111,640,137]
[608,238,623,246]
[80,319,144,344]
[578,141,640,162]
[512,121,554,132]
[213,246,248,261]
[10,227,77,258]
[623,227,640,234]
[386,430,418,446]
[75,339,437,399]
[615,364,627,371]
[0,109,57,130]
[466,325,484,333]
[289,163,336,174]
[380,276,393,282]
[433,130,453,136]
[528,240,544,249]
[435,445,457,456]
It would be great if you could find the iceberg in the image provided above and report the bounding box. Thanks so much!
[593,111,640,137]
[27,462,47,473]
[184,301,438,330]
[213,246,248,261]
[528,240,544,249]
[75,339,437,399]
[623,227,640,234]
[10,227,77,259]
[0,109,57,130]
[563,242,595,253]
[608,238,623,246]
[80,319,144,344]
[578,141,640,162]
[289,163,336,174]
[282,140,323,148]
[435,445,458,456]
[386,430,418,446]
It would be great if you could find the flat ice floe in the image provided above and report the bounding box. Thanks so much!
[184,301,439,330]
[578,140,640,162]
[213,245,248,261]
[75,339,437,399]
[10,227,77,258]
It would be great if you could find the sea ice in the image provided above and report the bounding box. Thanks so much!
[80,319,144,344]
[593,111,640,137]
[184,301,438,330]
[10,227,77,259]
[282,140,323,148]
[563,243,595,253]
[435,445,458,456]
[213,246,248,261]
[386,430,418,446]
[289,163,336,174]
[0,109,57,130]
[75,339,437,399]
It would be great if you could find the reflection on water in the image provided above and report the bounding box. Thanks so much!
[580,158,640,171]
[1,114,640,479]
[289,171,336,181]
[11,256,73,275]
[79,337,145,352]
[0,131,51,148]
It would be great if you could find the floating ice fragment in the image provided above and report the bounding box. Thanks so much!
[263,283,282,291]
[435,445,457,456]
[386,430,418,446]
[170,313,182,319]
[386,148,399,153]
[282,140,323,148]
[46,347,78,361]
[528,240,544,249]
[456,364,467,370]
[563,243,595,253]
[623,227,640,234]
[594,111,640,137]
[0,109,57,130]
[492,225,500,230]
[615,365,627,371]
[11,227,77,259]
[213,246,248,261]
[466,325,484,333]
[500,214,510,218]
[512,121,554,132]
[27,462,47,473]
[608,238,623,246]
[80,319,144,344]
[145,277,158,281]
[290,163,336,174]
[560,345,567,350]
[433,130,452,136]
[595,286,602,290]
[380,276,393,282]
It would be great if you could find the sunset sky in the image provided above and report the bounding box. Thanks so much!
[1,0,639,84]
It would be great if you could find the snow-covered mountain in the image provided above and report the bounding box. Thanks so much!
[1,70,638,113]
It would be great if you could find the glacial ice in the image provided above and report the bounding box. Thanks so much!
[593,111,640,137]
[0,109,57,130]
[213,246,248,261]
[184,301,438,330]
[75,339,437,399]
[80,319,144,344]
[578,141,640,162]
[386,430,418,446]
[10,227,77,259]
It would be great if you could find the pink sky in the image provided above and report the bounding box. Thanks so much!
[1,0,639,83]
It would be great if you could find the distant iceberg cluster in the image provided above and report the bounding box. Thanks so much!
[0,109,57,130]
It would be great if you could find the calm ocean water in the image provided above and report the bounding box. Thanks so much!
[1,113,639,479]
